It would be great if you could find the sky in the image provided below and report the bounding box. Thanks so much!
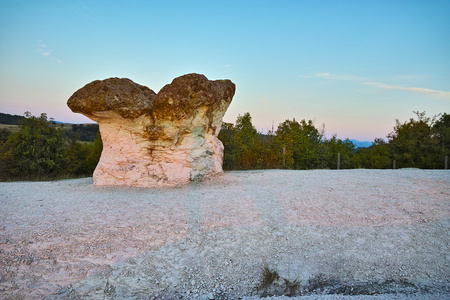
[1,0,449,141]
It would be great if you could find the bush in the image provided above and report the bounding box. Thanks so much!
[65,132,102,176]
[0,112,102,181]
[0,113,67,180]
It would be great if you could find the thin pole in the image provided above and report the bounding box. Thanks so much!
[337,153,341,170]
[393,160,396,170]
[445,156,448,170]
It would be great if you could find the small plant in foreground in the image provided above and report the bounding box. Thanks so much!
[259,263,280,290]
[257,263,300,297]
[284,277,301,296]
[256,265,428,297]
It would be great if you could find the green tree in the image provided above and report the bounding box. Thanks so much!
[433,113,450,168]
[0,112,67,180]
[351,138,391,169]
[387,111,440,168]
[276,119,324,169]
[218,122,237,170]
[351,147,370,169]
[85,131,103,173]
[220,110,449,171]
[258,128,281,169]
[234,112,260,169]
[219,118,281,170]
[368,138,392,169]
[321,135,355,169]
[0,128,11,144]
[65,131,102,176]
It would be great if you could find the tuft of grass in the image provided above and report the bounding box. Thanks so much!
[284,277,300,296]
[259,263,280,290]
[256,264,426,297]
[257,263,300,297]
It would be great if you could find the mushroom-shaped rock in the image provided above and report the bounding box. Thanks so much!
[67,74,235,187]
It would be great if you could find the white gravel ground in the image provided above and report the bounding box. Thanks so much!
[0,169,449,299]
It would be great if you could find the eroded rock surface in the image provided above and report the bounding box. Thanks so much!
[67,73,235,187]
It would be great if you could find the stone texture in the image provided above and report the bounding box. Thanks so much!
[67,73,235,187]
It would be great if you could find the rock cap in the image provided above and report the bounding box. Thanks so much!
[67,77,156,118]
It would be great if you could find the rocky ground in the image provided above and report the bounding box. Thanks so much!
[0,169,449,299]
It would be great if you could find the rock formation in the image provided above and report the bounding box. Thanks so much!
[67,74,235,187]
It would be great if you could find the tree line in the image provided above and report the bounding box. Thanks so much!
[352,112,449,169]
[219,111,449,170]
[0,112,102,181]
[0,111,448,181]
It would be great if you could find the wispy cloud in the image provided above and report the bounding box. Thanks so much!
[37,40,62,63]
[315,72,330,78]
[365,82,450,99]
[301,72,424,82]
[299,71,449,99]
[38,40,50,56]
[299,72,365,81]
[315,72,366,81]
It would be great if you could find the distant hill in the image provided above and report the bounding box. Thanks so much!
[0,112,25,125]
[350,139,372,148]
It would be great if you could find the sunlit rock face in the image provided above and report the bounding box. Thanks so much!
[67,74,235,187]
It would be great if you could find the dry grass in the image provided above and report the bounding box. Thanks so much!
[257,266,426,297]
[0,124,20,132]
[257,263,300,297]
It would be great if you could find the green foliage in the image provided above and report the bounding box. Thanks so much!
[218,122,238,169]
[433,113,450,160]
[0,112,102,181]
[258,129,281,169]
[276,119,355,170]
[0,113,67,180]
[350,112,449,169]
[219,113,282,170]
[388,111,441,168]
[0,128,11,144]
[352,138,391,169]
[69,123,100,142]
[65,132,102,176]
[367,138,392,169]
[277,118,324,169]
[220,111,449,171]
[235,113,260,169]
[321,136,355,169]
[220,113,357,170]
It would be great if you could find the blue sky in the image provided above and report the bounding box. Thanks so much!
[1,0,449,141]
